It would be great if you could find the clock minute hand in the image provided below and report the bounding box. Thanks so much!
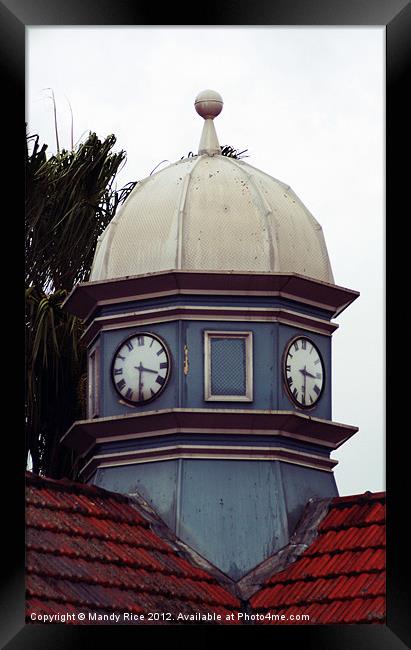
[135,362,143,401]
[303,365,307,403]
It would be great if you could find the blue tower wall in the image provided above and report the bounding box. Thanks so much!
[94,458,337,579]
[99,319,331,419]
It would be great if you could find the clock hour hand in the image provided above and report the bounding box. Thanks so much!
[299,367,316,379]
[305,370,316,379]
[137,365,157,375]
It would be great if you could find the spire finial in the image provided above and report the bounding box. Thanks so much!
[195,90,223,156]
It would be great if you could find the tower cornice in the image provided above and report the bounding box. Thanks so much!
[63,270,359,322]
[61,408,358,456]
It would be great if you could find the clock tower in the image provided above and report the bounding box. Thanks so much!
[62,91,359,579]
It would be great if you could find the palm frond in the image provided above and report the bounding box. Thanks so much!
[25,131,129,292]
[25,130,137,478]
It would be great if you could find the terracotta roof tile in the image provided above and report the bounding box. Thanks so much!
[26,472,240,624]
[250,491,385,624]
[26,473,385,625]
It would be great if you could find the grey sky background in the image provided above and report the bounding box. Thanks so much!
[27,27,384,497]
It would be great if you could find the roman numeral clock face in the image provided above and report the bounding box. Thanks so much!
[112,333,171,404]
[284,337,324,408]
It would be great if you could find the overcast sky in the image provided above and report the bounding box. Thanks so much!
[26,27,384,497]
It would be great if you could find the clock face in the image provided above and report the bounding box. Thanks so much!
[111,333,171,404]
[284,337,324,408]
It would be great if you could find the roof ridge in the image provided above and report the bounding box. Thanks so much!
[26,497,149,526]
[126,492,239,594]
[331,491,386,506]
[235,497,333,600]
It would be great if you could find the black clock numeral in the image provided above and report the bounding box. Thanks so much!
[149,338,154,348]
[294,341,299,351]
[118,354,125,361]
[156,375,165,386]
[114,368,123,376]
[301,393,305,405]
[286,365,291,372]
[313,384,321,395]
[150,388,156,397]
[301,339,307,350]
[126,340,134,351]
[125,388,133,400]
[292,387,298,398]
[156,349,165,356]
[314,358,321,365]
[117,379,126,391]
[309,346,313,354]
[287,376,293,387]
[137,336,144,346]
[159,362,168,369]
[316,372,322,379]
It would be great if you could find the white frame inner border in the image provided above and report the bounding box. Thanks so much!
[204,330,253,402]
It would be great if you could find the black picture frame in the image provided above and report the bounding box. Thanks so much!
[5,1,410,648]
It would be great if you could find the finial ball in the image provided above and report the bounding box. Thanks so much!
[195,90,223,120]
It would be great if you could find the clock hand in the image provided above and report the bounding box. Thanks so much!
[303,365,307,403]
[139,365,158,374]
[134,365,157,374]
[136,362,143,401]
[299,367,316,379]
[304,369,317,379]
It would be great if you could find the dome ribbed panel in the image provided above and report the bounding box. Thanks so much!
[90,232,106,281]
[90,160,195,280]
[182,156,271,272]
[89,155,334,284]
[251,168,334,283]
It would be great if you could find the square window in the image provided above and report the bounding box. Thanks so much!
[204,331,253,401]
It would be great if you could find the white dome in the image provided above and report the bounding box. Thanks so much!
[90,91,334,284]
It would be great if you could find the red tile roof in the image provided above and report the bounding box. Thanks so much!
[26,472,241,624]
[249,491,385,624]
[26,472,385,625]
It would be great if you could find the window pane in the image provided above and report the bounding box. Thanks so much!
[210,337,246,395]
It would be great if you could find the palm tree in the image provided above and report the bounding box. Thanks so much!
[25,130,137,478]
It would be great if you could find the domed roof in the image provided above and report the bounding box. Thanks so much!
[90,91,334,284]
